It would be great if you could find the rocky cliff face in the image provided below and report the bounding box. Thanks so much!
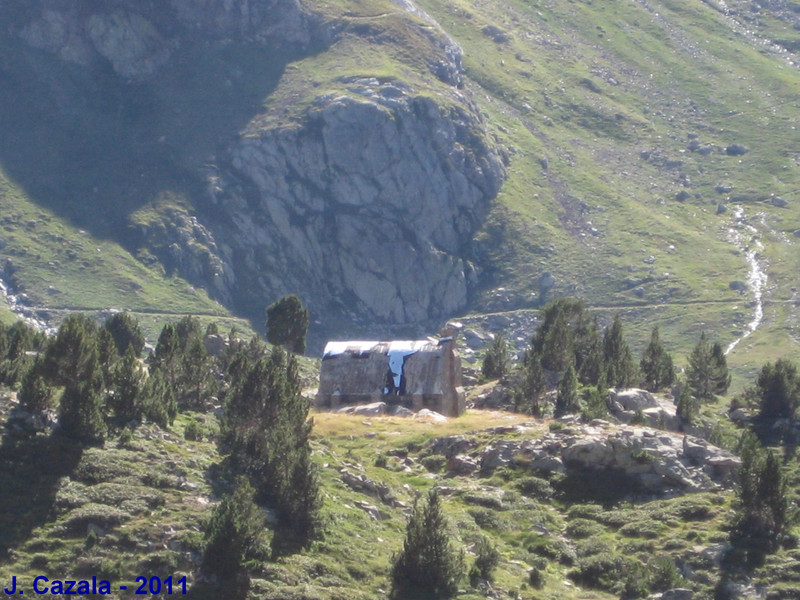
[9,0,505,339]
[211,80,504,328]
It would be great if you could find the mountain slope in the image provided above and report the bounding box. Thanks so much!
[0,0,798,367]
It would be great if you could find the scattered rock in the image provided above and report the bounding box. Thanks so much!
[771,196,789,208]
[481,25,512,43]
[675,190,691,202]
[388,405,414,417]
[725,144,749,156]
[448,455,479,475]
[611,388,658,411]
[338,467,401,507]
[716,203,727,214]
[354,500,388,521]
[413,409,448,423]
[473,385,511,409]
[793,229,800,238]
[336,402,388,416]
[714,183,734,194]
[429,435,473,457]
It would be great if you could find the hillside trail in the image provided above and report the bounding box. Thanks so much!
[724,205,768,356]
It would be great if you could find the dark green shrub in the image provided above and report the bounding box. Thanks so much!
[515,476,553,500]
[469,536,500,584]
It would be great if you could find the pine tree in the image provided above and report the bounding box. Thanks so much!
[178,336,216,410]
[755,359,800,420]
[687,333,729,400]
[639,326,675,392]
[514,349,546,416]
[391,489,463,600]
[555,364,579,417]
[140,368,177,428]
[18,357,52,413]
[103,312,145,357]
[710,342,731,395]
[266,295,309,355]
[221,345,320,550]
[59,377,106,445]
[481,334,510,380]
[201,477,266,582]
[108,346,146,424]
[603,315,636,389]
[675,384,698,429]
[577,317,604,386]
[43,314,102,389]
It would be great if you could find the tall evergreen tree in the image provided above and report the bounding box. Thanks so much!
[18,357,52,413]
[481,334,510,380]
[201,477,267,583]
[266,295,309,355]
[221,346,320,550]
[555,364,579,418]
[675,383,698,429]
[710,342,731,396]
[602,315,636,389]
[43,314,101,389]
[577,317,604,386]
[391,489,463,600]
[687,332,730,400]
[103,312,145,357]
[178,336,216,410]
[59,377,106,445]
[755,359,800,420]
[514,349,546,416]
[639,326,675,392]
[108,346,146,424]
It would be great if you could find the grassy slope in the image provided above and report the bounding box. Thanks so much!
[0,167,255,340]
[409,0,800,377]
[1,403,797,600]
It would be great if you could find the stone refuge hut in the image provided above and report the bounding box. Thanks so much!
[316,324,466,417]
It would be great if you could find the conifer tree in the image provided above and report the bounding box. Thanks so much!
[577,317,604,386]
[675,383,698,429]
[687,333,730,400]
[266,295,309,355]
[639,326,675,392]
[201,477,266,583]
[555,364,579,417]
[755,359,800,420]
[18,357,52,413]
[710,342,731,396]
[481,334,510,380]
[178,336,216,410]
[59,377,106,445]
[43,314,102,389]
[391,489,463,600]
[150,323,180,390]
[514,349,546,416]
[221,345,320,550]
[602,315,636,389]
[141,369,177,428]
[108,346,146,424]
[103,312,145,357]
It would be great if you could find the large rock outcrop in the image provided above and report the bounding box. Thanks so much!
[209,79,505,328]
[458,422,741,494]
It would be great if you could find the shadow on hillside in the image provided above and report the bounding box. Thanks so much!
[0,28,295,239]
[0,433,83,558]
